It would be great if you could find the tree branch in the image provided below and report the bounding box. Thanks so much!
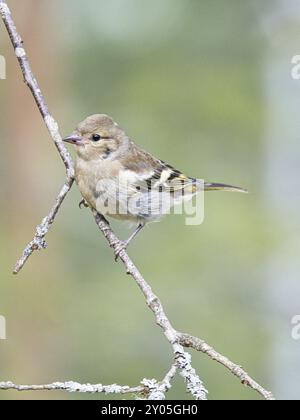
[13,179,74,274]
[178,334,275,401]
[0,380,144,396]
[0,2,74,173]
[0,1,75,274]
[0,0,275,400]
[143,363,178,400]
[93,213,274,401]
[0,364,179,400]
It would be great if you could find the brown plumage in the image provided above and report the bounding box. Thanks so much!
[63,114,247,256]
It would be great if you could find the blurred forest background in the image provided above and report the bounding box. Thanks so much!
[0,0,300,400]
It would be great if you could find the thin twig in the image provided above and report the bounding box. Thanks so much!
[0,0,275,400]
[0,365,179,400]
[0,1,75,274]
[178,334,275,401]
[0,380,144,395]
[13,179,74,274]
[0,3,74,173]
[141,364,177,400]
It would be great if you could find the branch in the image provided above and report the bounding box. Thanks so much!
[94,212,208,400]
[0,1,75,274]
[178,334,275,401]
[0,0,275,401]
[13,179,74,274]
[0,381,144,396]
[0,2,74,173]
[143,363,178,400]
[93,212,274,401]
[0,365,179,400]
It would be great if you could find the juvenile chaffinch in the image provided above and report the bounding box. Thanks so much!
[63,114,246,256]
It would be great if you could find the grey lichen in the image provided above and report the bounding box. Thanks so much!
[176,351,208,400]
[0,2,10,17]
[15,47,26,58]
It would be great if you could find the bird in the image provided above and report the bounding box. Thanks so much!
[63,114,247,259]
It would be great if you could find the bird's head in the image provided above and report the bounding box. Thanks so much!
[63,114,128,161]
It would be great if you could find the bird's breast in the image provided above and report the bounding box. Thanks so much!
[75,158,136,219]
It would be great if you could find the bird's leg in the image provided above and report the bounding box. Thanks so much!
[113,223,145,261]
[124,223,145,248]
[79,199,89,209]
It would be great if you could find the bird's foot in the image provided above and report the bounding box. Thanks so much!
[79,199,89,209]
[111,239,128,262]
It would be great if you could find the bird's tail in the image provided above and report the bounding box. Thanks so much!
[204,182,248,193]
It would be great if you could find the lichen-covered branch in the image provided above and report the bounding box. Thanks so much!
[93,213,274,401]
[0,0,275,401]
[0,2,74,174]
[0,0,75,274]
[0,364,178,400]
[13,179,74,274]
[93,212,208,400]
[0,380,144,396]
[142,364,177,400]
[178,334,275,401]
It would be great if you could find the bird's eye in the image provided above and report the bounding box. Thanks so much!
[92,134,101,142]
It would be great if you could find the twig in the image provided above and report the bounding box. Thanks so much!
[178,334,275,401]
[0,1,75,274]
[0,3,74,173]
[0,364,180,400]
[93,213,274,401]
[94,212,208,400]
[0,0,275,400]
[141,364,177,400]
[13,179,74,274]
[0,380,144,396]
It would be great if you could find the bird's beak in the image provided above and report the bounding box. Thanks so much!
[63,134,84,146]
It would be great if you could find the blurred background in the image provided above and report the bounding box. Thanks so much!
[0,0,300,400]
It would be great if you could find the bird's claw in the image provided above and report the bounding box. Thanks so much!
[79,199,89,209]
[111,240,127,262]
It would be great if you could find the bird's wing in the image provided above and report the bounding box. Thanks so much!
[115,145,201,220]
[120,144,198,194]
